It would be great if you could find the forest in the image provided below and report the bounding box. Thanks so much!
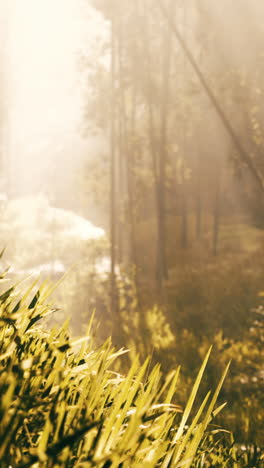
[0,0,263,466]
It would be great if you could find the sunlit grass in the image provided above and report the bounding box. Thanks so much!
[0,274,235,467]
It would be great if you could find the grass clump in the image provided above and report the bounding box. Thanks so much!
[0,276,234,467]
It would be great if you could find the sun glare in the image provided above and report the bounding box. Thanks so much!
[2,0,106,196]
[8,0,82,125]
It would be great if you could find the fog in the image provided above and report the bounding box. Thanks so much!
[1,1,264,211]
[1,0,107,206]
[0,0,110,318]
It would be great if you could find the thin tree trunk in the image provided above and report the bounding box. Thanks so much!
[180,2,189,250]
[116,19,125,265]
[117,13,138,276]
[110,12,117,317]
[196,182,202,239]
[195,144,202,239]
[117,110,124,263]
[141,1,160,289]
[181,184,188,248]
[127,83,138,271]
[212,167,221,256]
[157,0,174,284]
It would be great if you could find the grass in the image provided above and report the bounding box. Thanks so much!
[0,273,235,467]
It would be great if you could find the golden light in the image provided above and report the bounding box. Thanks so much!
[2,0,106,195]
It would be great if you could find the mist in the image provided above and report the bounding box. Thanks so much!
[1,0,107,208]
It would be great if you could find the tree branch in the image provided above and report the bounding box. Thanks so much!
[157,0,264,193]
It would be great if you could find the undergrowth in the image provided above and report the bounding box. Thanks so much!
[0,272,263,467]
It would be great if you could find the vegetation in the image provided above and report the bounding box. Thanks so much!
[2,274,263,467]
[65,244,264,447]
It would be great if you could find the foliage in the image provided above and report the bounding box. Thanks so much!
[73,244,264,447]
[0,273,237,467]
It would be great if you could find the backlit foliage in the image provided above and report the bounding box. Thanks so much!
[0,274,235,467]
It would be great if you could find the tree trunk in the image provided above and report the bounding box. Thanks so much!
[157,0,174,285]
[181,184,188,249]
[116,18,126,265]
[195,146,202,239]
[141,1,160,290]
[110,12,117,317]
[212,167,221,256]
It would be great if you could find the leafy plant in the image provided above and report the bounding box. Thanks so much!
[0,274,233,467]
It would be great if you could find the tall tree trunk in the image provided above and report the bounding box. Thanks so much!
[116,18,126,265]
[127,83,138,272]
[110,11,117,317]
[180,1,189,250]
[117,108,124,264]
[141,1,160,289]
[157,0,174,285]
[116,9,139,284]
